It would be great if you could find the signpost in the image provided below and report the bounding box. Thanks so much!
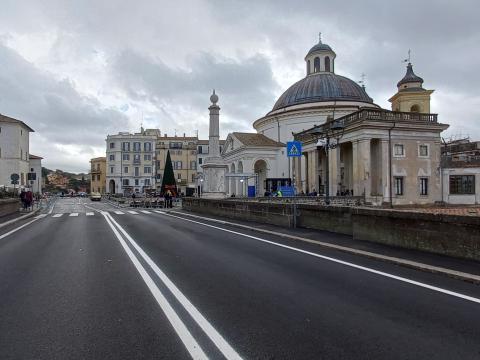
[286,142,302,228]
[10,173,19,194]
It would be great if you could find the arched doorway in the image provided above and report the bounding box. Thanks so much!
[109,179,116,194]
[254,159,268,196]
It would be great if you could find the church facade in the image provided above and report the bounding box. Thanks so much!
[219,35,449,205]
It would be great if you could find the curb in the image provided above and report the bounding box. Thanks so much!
[172,210,480,285]
[0,208,42,230]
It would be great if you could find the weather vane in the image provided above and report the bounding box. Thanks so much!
[403,49,411,63]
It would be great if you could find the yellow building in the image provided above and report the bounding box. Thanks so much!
[90,157,106,193]
[156,135,198,195]
[389,63,433,113]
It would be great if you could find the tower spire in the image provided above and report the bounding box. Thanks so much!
[318,32,322,43]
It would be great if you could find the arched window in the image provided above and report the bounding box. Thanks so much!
[314,57,320,73]
[307,60,311,75]
[325,56,330,72]
[410,104,420,113]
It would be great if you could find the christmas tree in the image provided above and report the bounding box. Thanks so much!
[161,150,177,194]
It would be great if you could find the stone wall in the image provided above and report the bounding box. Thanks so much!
[182,198,480,262]
[0,198,20,218]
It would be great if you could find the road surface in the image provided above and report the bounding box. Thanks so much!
[1,197,479,359]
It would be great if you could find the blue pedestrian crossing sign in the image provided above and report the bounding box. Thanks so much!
[286,141,302,157]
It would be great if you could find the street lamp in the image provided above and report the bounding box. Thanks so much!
[308,117,345,205]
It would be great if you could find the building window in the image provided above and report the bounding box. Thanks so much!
[156,160,161,168]
[144,166,152,173]
[144,142,152,152]
[144,154,151,161]
[133,142,141,151]
[190,161,197,170]
[410,104,420,113]
[123,179,129,186]
[124,166,129,173]
[198,146,203,154]
[192,174,196,182]
[394,177,404,196]
[325,56,330,72]
[314,57,320,72]
[418,144,429,157]
[199,158,203,165]
[144,179,151,186]
[307,59,311,74]
[174,161,183,170]
[123,153,130,161]
[449,175,475,195]
[133,154,141,164]
[394,144,405,157]
[134,167,139,176]
[122,142,130,151]
[110,166,114,174]
[420,177,428,196]
[97,174,100,181]
[109,154,115,161]
[110,142,115,149]
[170,142,182,149]
[135,179,139,186]
[177,173,182,180]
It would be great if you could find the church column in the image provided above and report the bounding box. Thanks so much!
[352,139,371,198]
[329,146,340,196]
[381,139,390,204]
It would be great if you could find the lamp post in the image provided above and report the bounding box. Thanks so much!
[308,117,345,205]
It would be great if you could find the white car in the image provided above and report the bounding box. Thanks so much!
[90,192,101,201]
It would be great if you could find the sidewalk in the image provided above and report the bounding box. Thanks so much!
[173,209,480,283]
[0,207,41,229]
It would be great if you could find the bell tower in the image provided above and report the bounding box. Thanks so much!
[389,59,434,113]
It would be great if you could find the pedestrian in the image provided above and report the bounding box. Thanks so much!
[20,190,27,211]
[25,190,33,211]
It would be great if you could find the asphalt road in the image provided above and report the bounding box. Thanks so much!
[0,197,479,359]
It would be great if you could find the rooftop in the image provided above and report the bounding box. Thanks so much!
[0,113,34,132]
[233,132,285,147]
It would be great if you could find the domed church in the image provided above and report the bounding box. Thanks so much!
[220,35,448,205]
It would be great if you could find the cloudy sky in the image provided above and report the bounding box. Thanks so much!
[1,0,479,173]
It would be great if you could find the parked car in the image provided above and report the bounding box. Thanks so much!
[90,192,101,201]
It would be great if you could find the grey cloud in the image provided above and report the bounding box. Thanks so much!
[0,43,129,171]
[110,49,279,127]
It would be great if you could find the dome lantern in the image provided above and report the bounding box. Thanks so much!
[305,33,336,75]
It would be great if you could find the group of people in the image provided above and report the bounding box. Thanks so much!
[19,189,34,211]
[130,190,175,208]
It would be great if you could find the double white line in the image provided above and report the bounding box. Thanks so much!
[102,212,242,360]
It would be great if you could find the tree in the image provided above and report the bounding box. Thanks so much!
[161,150,177,193]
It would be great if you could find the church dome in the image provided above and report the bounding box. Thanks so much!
[306,42,333,56]
[271,72,374,112]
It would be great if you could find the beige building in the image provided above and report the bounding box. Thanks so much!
[294,61,448,206]
[90,157,106,193]
[156,135,198,195]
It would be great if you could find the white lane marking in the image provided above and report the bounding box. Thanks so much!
[161,212,480,305]
[86,212,94,216]
[52,214,63,218]
[114,211,125,215]
[69,213,79,217]
[102,213,208,360]
[35,214,47,219]
[0,218,40,240]
[140,210,151,214]
[128,210,139,215]
[154,210,166,214]
[106,213,243,359]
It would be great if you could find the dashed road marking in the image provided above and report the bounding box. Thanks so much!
[140,210,151,214]
[114,211,125,215]
[69,213,79,217]
[128,211,139,215]
[52,214,63,218]
[86,212,95,216]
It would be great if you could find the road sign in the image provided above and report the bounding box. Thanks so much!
[287,141,302,157]
[11,180,19,185]
[10,173,19,181]
[28,172,36,181]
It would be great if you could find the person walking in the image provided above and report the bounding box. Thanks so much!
[25,190,33,211]
[20,190,27,211]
